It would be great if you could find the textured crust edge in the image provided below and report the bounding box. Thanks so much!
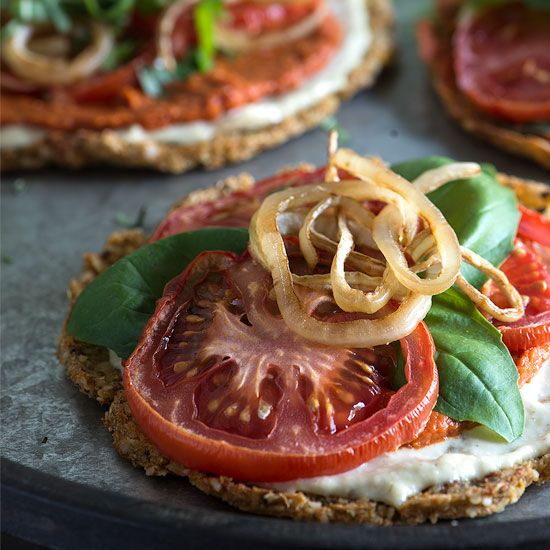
[102,389,549,525]
[419,4,550,169]
[57,171,550,525]
[1,0,393,174]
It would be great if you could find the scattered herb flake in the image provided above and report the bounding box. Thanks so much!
[11,178,27,194]
[115,206,147,229]
[320,116,350,143]
[138,54,196,97]
[194,0,224,72]
[1,255,13,265]
[102,40,136,71]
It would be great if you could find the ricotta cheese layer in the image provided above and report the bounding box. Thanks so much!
[268,361,550,507]
[0,0,371,150]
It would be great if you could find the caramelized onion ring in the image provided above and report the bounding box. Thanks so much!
[1,22,114,86]
[457,247,524,322]
[413,163,481,194]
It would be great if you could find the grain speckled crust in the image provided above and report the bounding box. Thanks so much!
[419,1,550,169]
[58,171,549,525]
[2,0,393,174]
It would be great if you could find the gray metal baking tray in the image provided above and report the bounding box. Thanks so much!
[1,1,549,548]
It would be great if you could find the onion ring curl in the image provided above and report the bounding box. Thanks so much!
[249,142,526,348]
[458,247,525,322]
[1,22,114,86]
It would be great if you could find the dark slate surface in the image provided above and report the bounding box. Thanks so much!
[1,1,549,548]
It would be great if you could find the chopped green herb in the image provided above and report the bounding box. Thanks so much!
[102,39,136,71]
[467,0,550,10]
[137,54,196,97]
[83,0,136,27]
[194,0,224,72]
[1,255,13,265]
[11,178,26,194]
[115,206,147,229]
[320,116,350,144]
[43,0,71,33]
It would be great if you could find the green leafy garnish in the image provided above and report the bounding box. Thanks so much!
[390,157,523,440]
[114,206,147,229]
[320,116,350,144]
[392,157,520,288]
[194,0,224,72]
[1,0,70,34]
[68,157,526,440]
[83,0,135,26]
[427,289,523,441]
[137,53,196,97]
[467,0,550,10]
[1,255,14,265]
[102,39,136,71]
[67,228,249,359]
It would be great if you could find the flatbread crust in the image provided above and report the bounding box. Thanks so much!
[2,0,393,174]
[57,172,550,524]
[419,1,550,169]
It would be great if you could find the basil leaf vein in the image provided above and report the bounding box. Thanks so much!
[67,227,249,359]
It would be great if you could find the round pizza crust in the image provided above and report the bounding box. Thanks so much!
[57,171,550,525]
[2,0,393,174]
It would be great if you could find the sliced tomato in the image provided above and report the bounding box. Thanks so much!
[124,251,438,482]
[227,1,321,35]
[453,2,550,123]
[67,50,153,103]
[407,411,464,449]
[500,311,550,354]
[0,71,39,94]
[518,205,550,247]
[487,239,550,354]
[514,342,550,386]
[150,166,329,241]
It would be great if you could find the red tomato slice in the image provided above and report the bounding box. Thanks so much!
[150,166,329,241]
[454,2,550,123]
[124,251,438,481]
[518,205,550,247]
[488,240,550,354]
[514,342,550,386]
[227,1,321,35]
[67,50,153,103]
[500,311,550,354]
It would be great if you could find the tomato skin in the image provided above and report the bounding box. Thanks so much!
[500,311,550,353]
[515,342,550,386]
[150,166,329,241]
[228,1,321,35]
[518,206,550,248]
[67,50,153,103]
[487,239,550,356]
[453,2,550,123]
[124,252,438,482]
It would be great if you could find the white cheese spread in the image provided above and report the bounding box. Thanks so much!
[268,361,550,507]
[0,0,371,150]
[109,349,123,372]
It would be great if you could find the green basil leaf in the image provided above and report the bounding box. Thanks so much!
[392,157,520,288]
[194,0,224,72]
[67,227,249,359]
[391,157,524,440]
[426,289,524,441]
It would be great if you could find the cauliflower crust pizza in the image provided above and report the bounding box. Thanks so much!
[417,0,550,168]
[59,142,550,524]
[0,0,392,173]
